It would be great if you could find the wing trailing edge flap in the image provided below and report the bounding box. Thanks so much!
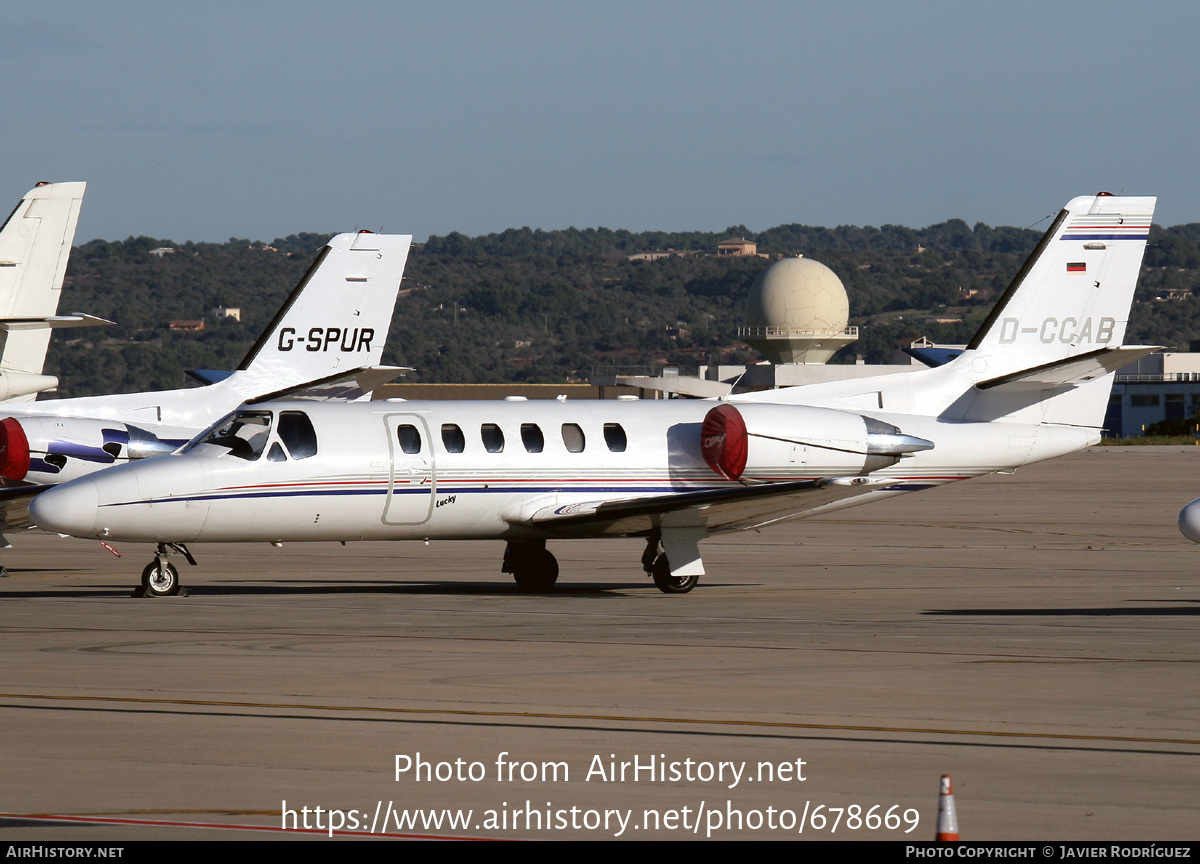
[975,346,1162,392]
[525,476,895,538]
[246,365,410,404]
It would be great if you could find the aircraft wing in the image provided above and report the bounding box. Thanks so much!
[525,476,892,538]
[976,345,1162,391]
[246,365,411,404]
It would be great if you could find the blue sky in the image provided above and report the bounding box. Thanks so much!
[3,1,1196,242]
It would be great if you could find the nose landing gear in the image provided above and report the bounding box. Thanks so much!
[131,543,196,598]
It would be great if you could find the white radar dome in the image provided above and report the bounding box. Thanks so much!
[745,256,849,333]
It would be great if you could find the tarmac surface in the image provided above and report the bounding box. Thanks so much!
[0,446,1197,841]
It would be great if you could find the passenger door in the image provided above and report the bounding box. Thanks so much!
[382,413,436,525]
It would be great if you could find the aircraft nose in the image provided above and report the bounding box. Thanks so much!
[1179,497,1200,543]
[29,480,99,537]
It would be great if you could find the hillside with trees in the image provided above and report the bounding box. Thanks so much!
[42,219,1200,397]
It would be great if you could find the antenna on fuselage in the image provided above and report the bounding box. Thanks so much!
[719,370,748,401]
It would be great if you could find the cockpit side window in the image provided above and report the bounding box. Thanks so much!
[199,410,273,461]
[278,411,318,460]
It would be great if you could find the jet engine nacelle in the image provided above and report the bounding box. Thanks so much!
[700,403,933,480]
[0,415,183,485]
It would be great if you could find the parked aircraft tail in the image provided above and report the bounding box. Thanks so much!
[0,182,88,401]
[223,231,412,399]
[963,194,1155,372]
[944,193,1156,425]
[739,194,1157,430]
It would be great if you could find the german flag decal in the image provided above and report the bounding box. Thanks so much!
[1067,262,1086,272]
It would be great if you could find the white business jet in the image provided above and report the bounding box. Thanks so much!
[30,194,1156,597]
[1,231,412,571]
[0,181,108,402]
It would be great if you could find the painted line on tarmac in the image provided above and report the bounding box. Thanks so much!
[3,691,1199,749]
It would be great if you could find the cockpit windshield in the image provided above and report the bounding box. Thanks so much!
[189,410,274,460]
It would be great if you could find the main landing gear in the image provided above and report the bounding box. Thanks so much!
[503,529,707,594]
[132,543,196,598]
[502,539,559,592]
[641,533,700,594]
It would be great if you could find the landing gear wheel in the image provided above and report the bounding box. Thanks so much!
[651,555,698,594]
[512,549,559,593]
[140,561,181,597]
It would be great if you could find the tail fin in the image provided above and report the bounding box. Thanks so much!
[0,182,86,399]
[966,194,1155,368]
[947,193,1156,425]
[224,231,412,398]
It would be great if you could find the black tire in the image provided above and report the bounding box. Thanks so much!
[651,555,697,594]
[141,561,181,597]
[512,549,559,593]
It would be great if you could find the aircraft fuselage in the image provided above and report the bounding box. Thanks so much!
[30,397,1096,546]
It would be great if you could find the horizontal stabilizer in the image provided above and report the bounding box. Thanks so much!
[185,369,233,386]
[593,374,731,398]
[246,365,410,404]
[525,475,893,538]
[904,346,963,368]
[976,346,1162,392]
[0,312,113,332]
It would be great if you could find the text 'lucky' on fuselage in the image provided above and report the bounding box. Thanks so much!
[29,194,1157,596]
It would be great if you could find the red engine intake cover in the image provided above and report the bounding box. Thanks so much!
[0,417,30,481]
[701,404,748,481]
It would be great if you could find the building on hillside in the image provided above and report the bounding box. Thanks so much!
[716,237,758,256]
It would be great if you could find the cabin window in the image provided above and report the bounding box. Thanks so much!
[198,410,273,461]
[278,411,318,459]
[442,423,465,453]
[521,423,544,453]
[481,423,505,453]
[561,423,585,453]
[603,422,627,452]
[267,442,287,462]
[396,424,422,454]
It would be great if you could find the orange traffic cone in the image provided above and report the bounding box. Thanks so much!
[935,774,959,840]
